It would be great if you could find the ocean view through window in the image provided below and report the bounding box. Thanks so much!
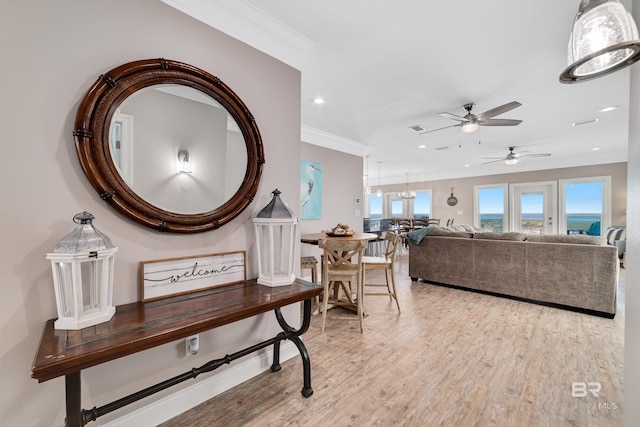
[476,185,507,232]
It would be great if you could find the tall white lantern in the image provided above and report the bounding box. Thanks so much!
[253,189,298,287]
[46,212,118,330]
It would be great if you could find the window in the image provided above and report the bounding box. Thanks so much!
[368,194,383,219]
[559,177,611,235]
[474,184,507,232]
[413,191,432,219]
[391,199,403,218]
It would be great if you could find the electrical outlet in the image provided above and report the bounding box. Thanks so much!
[186,334,199,355]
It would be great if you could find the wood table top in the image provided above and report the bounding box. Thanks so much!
[300,232,379,244]
[31,278,321,383]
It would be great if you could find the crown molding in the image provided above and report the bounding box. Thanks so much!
[161,0,312,70]
[301,125,367,157]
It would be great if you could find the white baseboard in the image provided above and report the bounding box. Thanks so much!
[103,341,298,427]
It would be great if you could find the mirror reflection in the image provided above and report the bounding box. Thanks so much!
[109,84,247,215]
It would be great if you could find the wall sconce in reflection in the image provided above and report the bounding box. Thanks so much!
[177,149,192,173]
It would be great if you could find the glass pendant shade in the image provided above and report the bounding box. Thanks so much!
[253,189,298,287]
[561,0,640,83]
[46,212,117,330]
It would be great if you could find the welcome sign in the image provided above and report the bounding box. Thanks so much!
[140,251,246,301]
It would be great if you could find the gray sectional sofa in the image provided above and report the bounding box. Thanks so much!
[408,230,619,317]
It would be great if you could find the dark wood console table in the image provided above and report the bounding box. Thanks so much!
[31,278,322,427]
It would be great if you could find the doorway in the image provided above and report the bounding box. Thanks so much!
[509,181,557,234]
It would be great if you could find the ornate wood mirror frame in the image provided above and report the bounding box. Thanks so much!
[74,58,264,233]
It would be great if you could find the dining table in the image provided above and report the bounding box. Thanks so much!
[300,232,380,245]
[300,232,379,314]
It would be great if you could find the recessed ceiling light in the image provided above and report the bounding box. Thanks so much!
[313,97,325,104]
[464,164,470,168]
[599,105,618,112]
[572,117,599,126]
[418,144,426,149]
[592,147,601,151]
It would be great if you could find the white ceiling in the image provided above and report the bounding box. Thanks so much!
[163,0,632,186]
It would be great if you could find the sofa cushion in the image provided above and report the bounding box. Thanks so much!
[474,231,526,241]
[427,229,474,238]
[526,234,606,245]
[604,226,626,245]
[449,224,478,233]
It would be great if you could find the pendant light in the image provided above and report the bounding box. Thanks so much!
[376,162,383,197]
[560,0,640,83]
[364,155,371,195]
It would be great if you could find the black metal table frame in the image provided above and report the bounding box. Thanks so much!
[66,299,315,426]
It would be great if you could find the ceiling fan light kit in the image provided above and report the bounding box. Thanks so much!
[460,122,480,134]
[560,0,640,83]
[505,157,519,165]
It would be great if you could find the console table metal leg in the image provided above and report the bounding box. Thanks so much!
[271,341,282,372]
[274,299,314,397]
[65,372,82,427]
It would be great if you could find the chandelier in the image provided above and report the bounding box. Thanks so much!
[399,173,416,200]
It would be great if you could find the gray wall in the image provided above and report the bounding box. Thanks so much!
[0,1,302,425]
[299,142,364,261]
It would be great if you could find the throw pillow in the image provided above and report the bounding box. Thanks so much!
[604,227,626,246]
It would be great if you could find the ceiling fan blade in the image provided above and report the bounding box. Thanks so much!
[481,156,506,160]
[418,124,460,135]
[475,101,521,120]
[478,118,522,126]
[521,153,551,157]
[438,112,468,122]
[481,159,507,165]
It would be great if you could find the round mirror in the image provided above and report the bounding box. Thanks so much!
[74,58,264,233]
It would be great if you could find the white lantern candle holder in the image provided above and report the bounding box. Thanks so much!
[253,189,298,287]
[46,212,118,330]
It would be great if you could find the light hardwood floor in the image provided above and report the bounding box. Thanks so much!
[161,254,625,427]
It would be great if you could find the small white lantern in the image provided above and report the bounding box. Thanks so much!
[253,189,298,287]
[46,212,118,330]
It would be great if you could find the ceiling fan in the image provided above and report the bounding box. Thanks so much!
[420,101,522,135]
[482,146,551,165]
